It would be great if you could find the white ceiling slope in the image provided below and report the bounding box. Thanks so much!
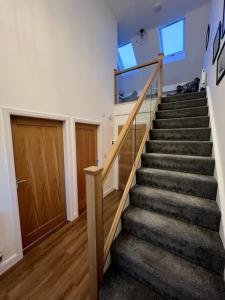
[104,0,211,45]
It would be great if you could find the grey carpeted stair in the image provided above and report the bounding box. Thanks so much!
[153,116,210,129]
[111,233,225,300]
[137,168,217,200]
[159,98,207,111]
[161,91,206,103]
[100,91,225,299]
[156,106,208,119]
[122,206,225,274]
[142,153,215,175]
[99,267,164,300]
[150,128,211,141]
[147,140,213,156]
[130,185,220,231]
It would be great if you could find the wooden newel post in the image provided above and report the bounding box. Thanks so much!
[157,53,164,99]
[85,166,103,300]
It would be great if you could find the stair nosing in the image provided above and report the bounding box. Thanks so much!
[142,152,214,160]
[131,184,218,205]
[148,140,213,144]
[159,97,207,107]
[138,167,217,181]
[162,91,206,100]
[150,127,211,132]
[156,105,208,114]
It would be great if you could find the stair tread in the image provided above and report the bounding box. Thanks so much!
[142,152,214,161]
[131,185,219,214]
[155,115,209,121]
[142,153,215,176]
[137,167,217,200]
[151,127,210,132]
[100,266,164,300]
[159,98,207,111]
[112,233,225,300]
[138,167,217,184]
[122,206,225,271]
[157,105,208,114]
[160,97,206,105]
[162,91,206,102]
[147,140,213,156]
[150,127,211,141]
[156,106,208,120]
[154,116,210,129]
[148,140,212,145]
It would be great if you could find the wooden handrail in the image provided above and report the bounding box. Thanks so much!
[103,54,164,182]
[114,57,159,76]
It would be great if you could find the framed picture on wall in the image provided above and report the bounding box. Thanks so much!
[217,41,225,85]
[206,25,210,50]
[222,0,225,38]
[213,22,221,64]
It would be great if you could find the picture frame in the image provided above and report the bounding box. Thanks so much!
[213,22,221,64]
[206,24,210,50]
[217,41,225,85]
[222,0,225,38]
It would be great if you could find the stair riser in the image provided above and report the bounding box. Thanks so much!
[162,92,206,103]
[142,155,215,175]
[122,214,224,275]
[136,171,217,200]
[153,117,209,129]
[130,190,220,231]
[150,129,211,141]
[156,107,208,119]
[146,141,213,156]
[159,98,207,111]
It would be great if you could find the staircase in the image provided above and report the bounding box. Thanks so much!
[100,91,225,299]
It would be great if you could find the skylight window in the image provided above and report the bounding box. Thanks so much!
[159,18,185,63]
[118,43,137,70]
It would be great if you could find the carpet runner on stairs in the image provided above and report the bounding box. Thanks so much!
[100,91,225,300]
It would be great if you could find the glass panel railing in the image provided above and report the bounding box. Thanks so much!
[115,64,156,104]
[103,68,159,244]
[103,118,135,242]
[134,75,158,156]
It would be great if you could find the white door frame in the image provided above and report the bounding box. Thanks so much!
[0,106,77,272]
[73,117,103,216]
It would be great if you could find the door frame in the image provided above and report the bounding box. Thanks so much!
[73,118,103,216]
[0,106,77,272]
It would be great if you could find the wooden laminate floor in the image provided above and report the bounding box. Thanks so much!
[0,191,122,300]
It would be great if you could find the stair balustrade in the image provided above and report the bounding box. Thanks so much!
[84,53,164,300]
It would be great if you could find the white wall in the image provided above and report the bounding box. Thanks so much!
[204,0,225,245]
[118,2,210,96]
[0,0,117,273]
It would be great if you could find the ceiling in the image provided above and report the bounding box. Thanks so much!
[104,0,211,45]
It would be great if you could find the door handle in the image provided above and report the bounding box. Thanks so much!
[16,179,27,188]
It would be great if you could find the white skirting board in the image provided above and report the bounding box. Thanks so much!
[0,252,23,275]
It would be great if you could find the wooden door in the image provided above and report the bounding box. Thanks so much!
[11,116,67,250]
[75,123,97,215]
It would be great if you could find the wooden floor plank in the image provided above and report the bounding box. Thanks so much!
[0,190,121,299]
